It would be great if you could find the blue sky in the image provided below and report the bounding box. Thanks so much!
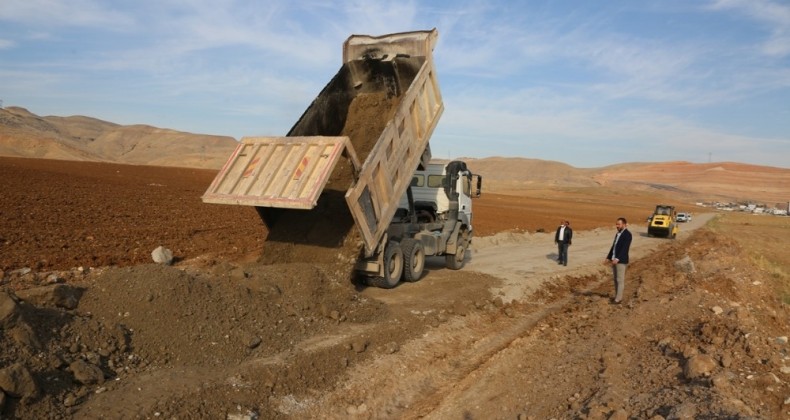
[1,0,789,168]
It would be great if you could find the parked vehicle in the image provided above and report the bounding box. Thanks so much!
[647,204,678,238]
[676,212,690,222]
[202,29,482,288]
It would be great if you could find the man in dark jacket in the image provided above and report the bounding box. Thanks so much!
[554,220,573,266]
[605,217,632,303]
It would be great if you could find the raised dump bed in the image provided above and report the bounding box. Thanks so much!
[203,29,443,257]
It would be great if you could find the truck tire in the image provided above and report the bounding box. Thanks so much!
[368,241,403,289]
[401,238,425,282]
[445,235,467,270]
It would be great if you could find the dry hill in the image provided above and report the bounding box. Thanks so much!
[0,106,236,169]
[466,158,789,205]
[593,160,790,204]
[2,106,788,205]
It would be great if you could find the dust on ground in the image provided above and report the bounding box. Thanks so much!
[1,158,788,419]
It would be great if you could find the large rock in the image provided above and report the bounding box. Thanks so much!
[0,290,20,326]
[69,360,105,385]
[9,322,42,351]
[674,255,695,273]
[151,245,174,265]
[667,402,697,419]
[0,363,38,398]
[15,284,81,310]
[684,354,717,379]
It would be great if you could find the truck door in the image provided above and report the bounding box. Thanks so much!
[456,171,474,224]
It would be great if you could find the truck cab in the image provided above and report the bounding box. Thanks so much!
[397,162,480,227]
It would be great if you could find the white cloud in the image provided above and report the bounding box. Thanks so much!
[708,0,790,57]
[0,0,134,28]
[1,0,788,167]
[433,85,790,167]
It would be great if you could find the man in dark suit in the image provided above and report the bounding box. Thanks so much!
[554,220,573,266]
[605,217,632,304]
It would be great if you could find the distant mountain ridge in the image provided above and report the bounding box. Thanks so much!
[466,157,790,204]
[2,106,788,204]
[0,106,237,169]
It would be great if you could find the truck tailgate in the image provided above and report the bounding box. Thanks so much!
[345,52,443,255]
[202,136,359,210]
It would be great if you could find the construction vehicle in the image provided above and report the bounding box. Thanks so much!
[201,29,482,288]
[647,204,678,238]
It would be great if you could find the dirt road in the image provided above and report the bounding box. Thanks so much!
[297,214,736,419]
[470,214,714,302]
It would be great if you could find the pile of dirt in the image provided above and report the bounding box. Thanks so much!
[506,228,790,419]
[257,91,401,281]
[0,260,394,418]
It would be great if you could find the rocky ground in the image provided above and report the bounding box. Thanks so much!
[1,156,788,419]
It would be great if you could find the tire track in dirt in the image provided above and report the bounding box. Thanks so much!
[76,324,377,418]
[296,273,604,418]
[297,215,714,418]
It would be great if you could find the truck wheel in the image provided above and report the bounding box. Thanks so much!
[445,237,467,270]
[401,238,425,282]
[368,241,403,289]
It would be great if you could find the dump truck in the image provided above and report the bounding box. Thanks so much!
[202,29,482,288]
[647,204,678,238]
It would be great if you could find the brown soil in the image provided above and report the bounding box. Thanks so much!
[1,157,788,419]
[256,91,399,277]
[0,157,265,273]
